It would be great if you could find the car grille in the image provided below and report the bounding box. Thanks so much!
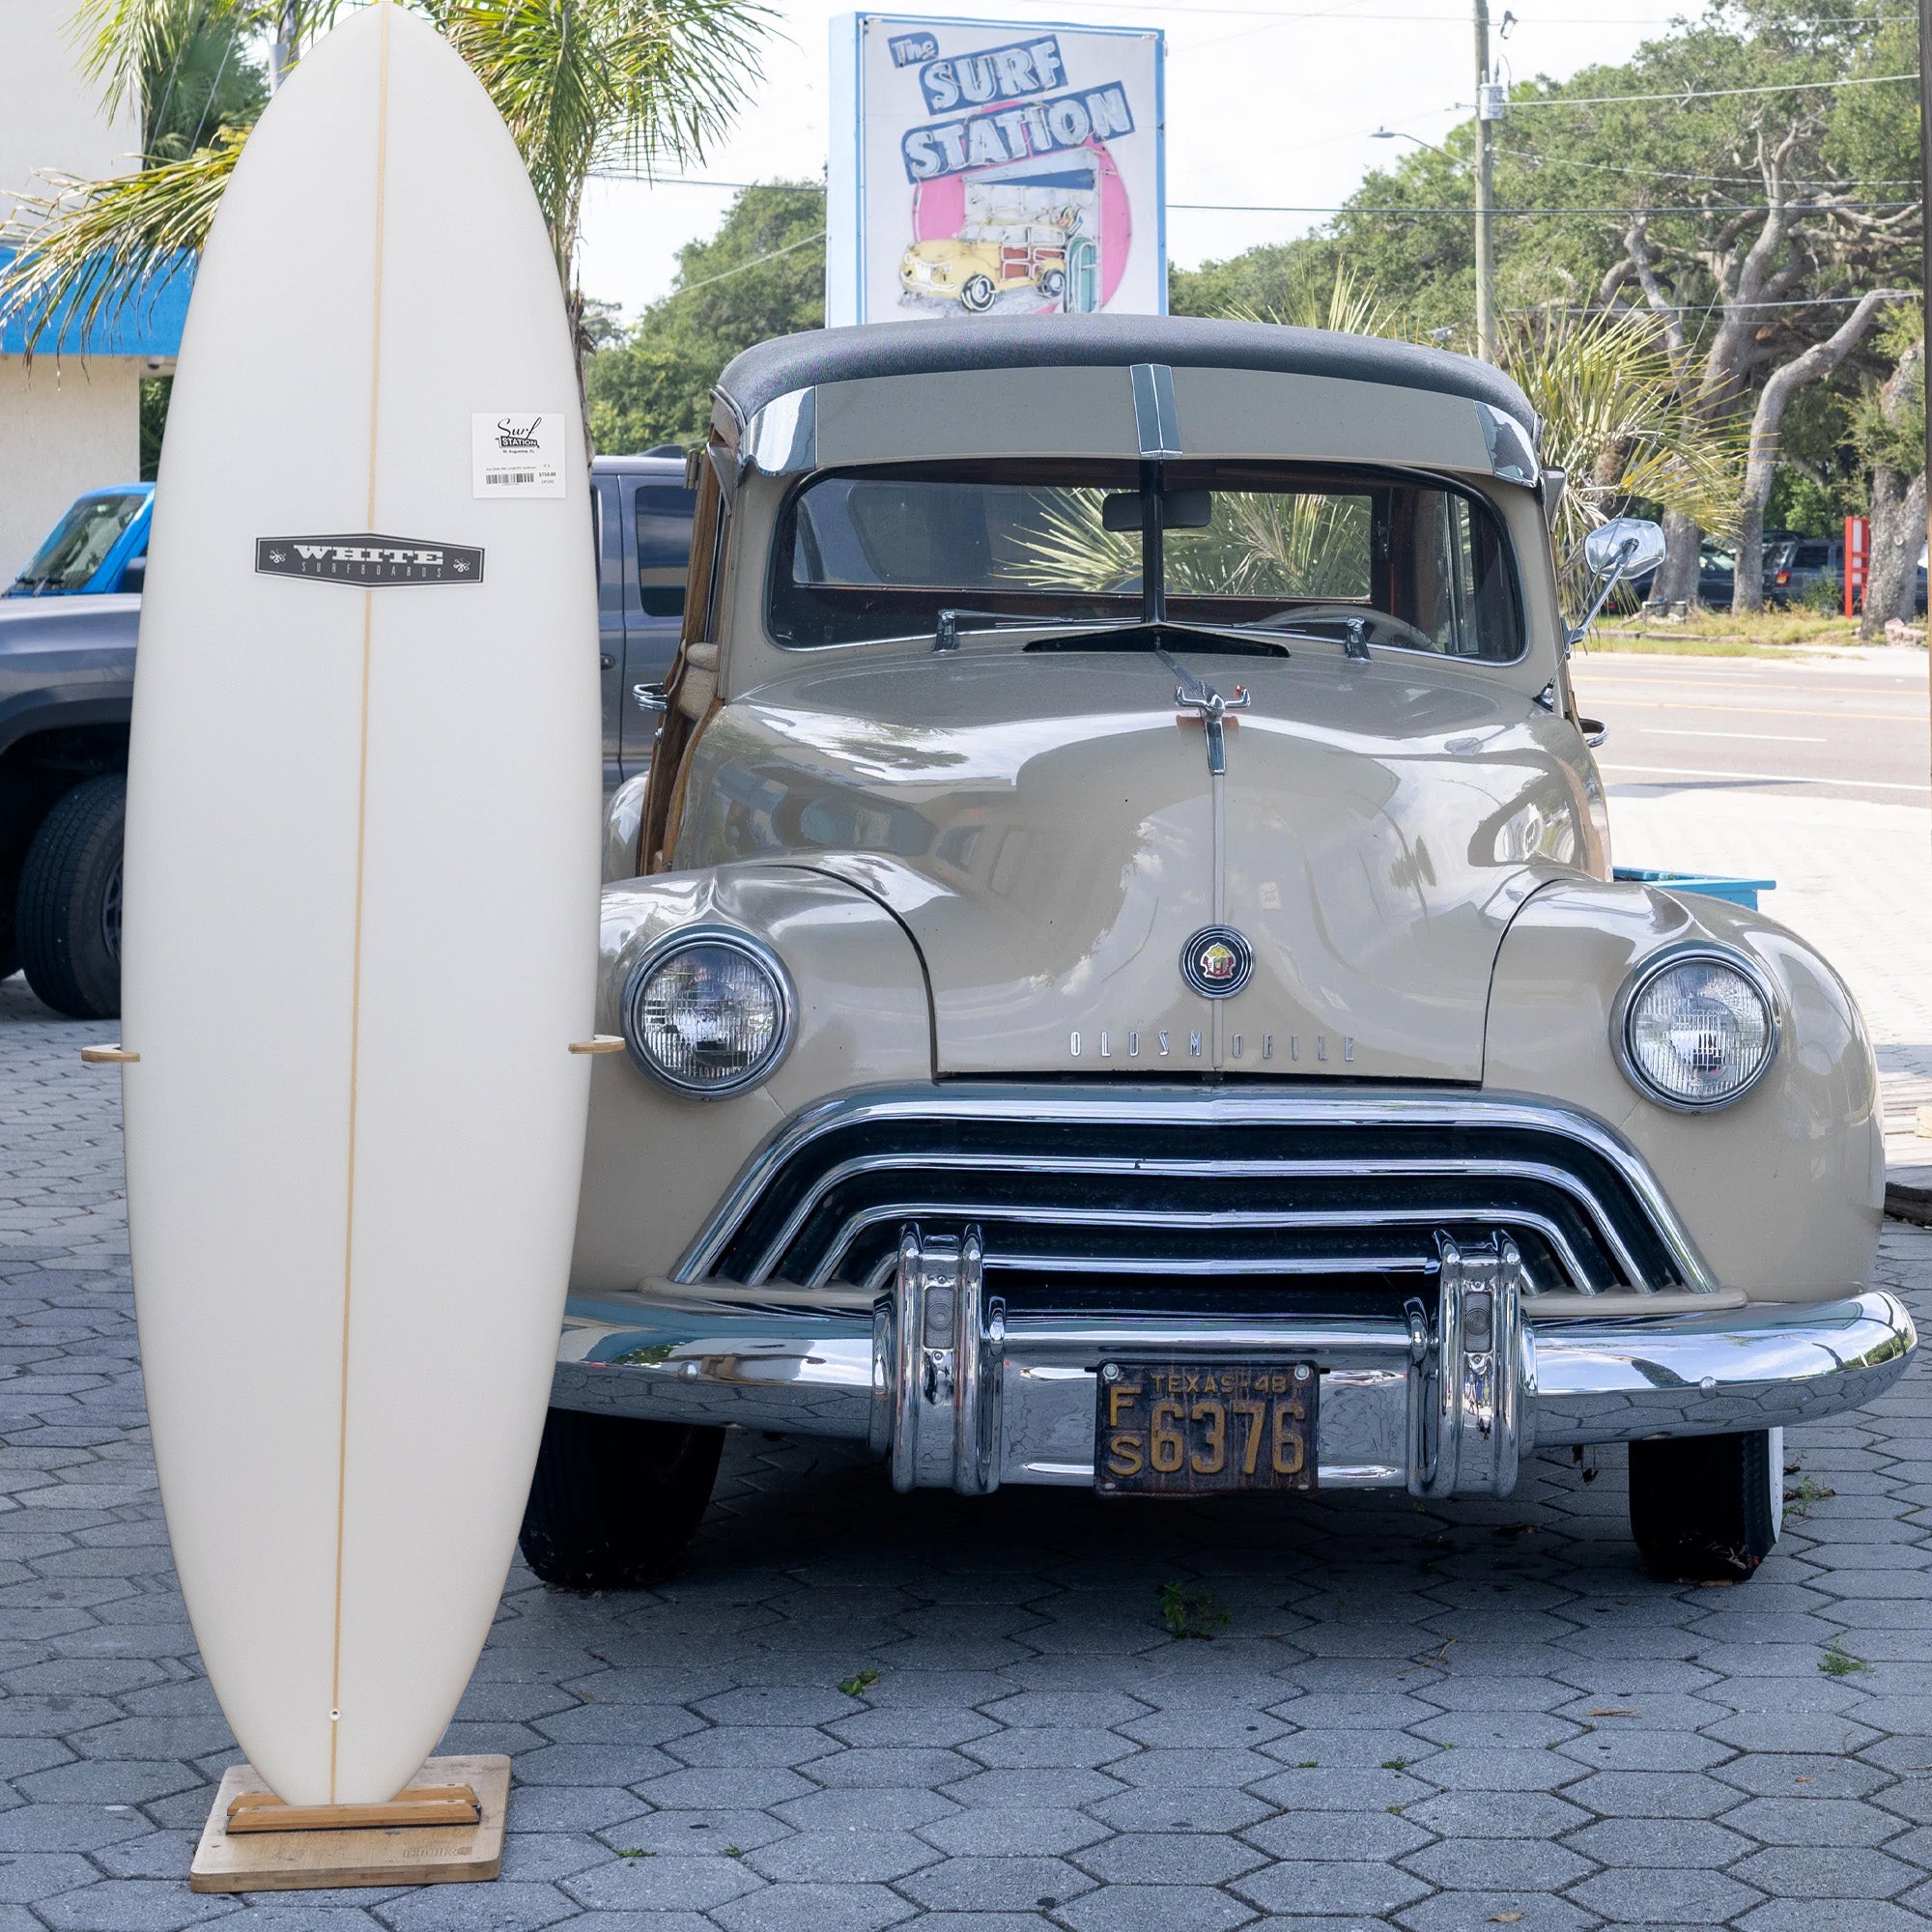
[675,1089,1713,1302]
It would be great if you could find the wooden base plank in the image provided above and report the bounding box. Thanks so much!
[189,1755,508,1892]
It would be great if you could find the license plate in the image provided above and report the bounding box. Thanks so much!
[1094,1359,1318,1495]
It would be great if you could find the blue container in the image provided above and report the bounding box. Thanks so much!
[1613,867,1776,911]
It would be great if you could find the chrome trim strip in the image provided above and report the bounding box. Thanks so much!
[682,1087,1704,1290]
[1130,362,1181,458]
[798,1192,1601,1294]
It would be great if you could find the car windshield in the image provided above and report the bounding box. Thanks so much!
[770,461,1522,660]
[9,492,146,594]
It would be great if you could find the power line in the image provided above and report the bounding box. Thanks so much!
[1507,71,1918,107]
[1173,199,1916,213]
[1497,150,1923,187]
[1518,292,1921,310]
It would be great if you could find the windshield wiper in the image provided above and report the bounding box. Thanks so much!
[934,607,1290,658]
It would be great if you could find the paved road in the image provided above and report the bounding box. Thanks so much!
[1571,648,1930,808]
[5,979,1932,1928]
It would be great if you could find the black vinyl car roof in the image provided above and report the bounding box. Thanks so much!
[716,315,1537,435]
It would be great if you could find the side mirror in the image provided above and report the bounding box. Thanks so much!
[1568,518,1665,647]
[1584,518,1666,582]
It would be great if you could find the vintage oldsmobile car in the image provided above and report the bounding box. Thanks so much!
[527,316,1915,1590]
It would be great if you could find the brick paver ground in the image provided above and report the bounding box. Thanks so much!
[4,953,1932,1930]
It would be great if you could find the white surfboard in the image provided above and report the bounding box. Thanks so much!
[122,3,598,1807]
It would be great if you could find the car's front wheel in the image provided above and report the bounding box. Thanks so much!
[960,274,996,312]
[519,1406,724,1590]
[1629,1428,1781,1581]
[16,774,125,1020]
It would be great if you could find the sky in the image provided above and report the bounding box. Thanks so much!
[575,0,1690,322]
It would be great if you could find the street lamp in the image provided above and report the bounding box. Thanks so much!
[1371,126,1493,360]
[1369,0,1502,367]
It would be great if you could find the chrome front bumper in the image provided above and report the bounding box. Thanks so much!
[555,1230,1915,1499]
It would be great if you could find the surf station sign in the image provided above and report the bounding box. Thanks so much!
[827,13,1166,327]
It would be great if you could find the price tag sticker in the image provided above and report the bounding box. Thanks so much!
[472,412,567,498]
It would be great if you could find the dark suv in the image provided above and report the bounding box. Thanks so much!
[2,455,694,1020]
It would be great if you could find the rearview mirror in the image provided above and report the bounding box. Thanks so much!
[1100,490,1213,532]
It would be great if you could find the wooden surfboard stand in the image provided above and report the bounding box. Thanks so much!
[189,1754,508,1891]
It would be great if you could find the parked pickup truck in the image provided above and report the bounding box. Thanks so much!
[0,453,693,1019]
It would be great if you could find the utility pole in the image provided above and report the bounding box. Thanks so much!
[1473,0,1495,361]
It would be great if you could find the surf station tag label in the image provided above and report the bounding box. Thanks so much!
[473,412,567,498]
[255,535,485,584]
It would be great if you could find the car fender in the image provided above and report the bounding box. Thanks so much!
[1486,878,1882,1300]
[572,861,933,1291]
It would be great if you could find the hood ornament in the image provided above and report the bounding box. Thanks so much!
[1159,648,1249,776]
[1180,924,1254,999]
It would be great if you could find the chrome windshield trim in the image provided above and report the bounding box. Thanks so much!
[674,1084,1718,1293]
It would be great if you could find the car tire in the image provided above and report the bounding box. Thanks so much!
[519,1406,724,1590]
[16,774,125,1021]
[960,274,996,313]
[1629,1428,1781,1582]
[1041,269,1065,298]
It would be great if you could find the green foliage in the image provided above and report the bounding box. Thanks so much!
[1820,1637,1871,1677]
[138,374,171,478]
[836,1666,880,1696]
[4,0,773,363]
[1157,1581,1230,1641]
[1494,307,1746,554]
[585,183,823,452]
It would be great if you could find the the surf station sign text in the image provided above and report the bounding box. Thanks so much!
[827,13,1165,327]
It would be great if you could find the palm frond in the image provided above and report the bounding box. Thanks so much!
[1496,305,1746,596]
[0,132,241,358]
[430,0,774,277]
[1000,490,1371,603]
[1227,263,1407,341]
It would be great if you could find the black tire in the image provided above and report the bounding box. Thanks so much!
[16,775,125,1020]
[1630,1430,1779,1582]
[1040,269,1065,298]
[519,1406,724,1590]
[960,274,996,313]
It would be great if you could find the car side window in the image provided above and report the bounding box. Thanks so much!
[637,486,696,618]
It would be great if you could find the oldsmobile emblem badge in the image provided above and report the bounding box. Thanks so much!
[1180,924,1254,999]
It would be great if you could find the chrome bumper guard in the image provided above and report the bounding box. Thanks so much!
[555,1225,1915,1498]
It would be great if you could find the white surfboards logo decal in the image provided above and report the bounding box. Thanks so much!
[255,533,485,584]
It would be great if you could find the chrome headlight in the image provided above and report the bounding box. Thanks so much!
[622,928,794,1097]
[1612,946,1777,1112]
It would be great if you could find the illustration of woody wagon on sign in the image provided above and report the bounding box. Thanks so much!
[829,14,1165,327]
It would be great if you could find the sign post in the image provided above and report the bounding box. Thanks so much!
[827,14,1165,327]
[1844,514,1869,618]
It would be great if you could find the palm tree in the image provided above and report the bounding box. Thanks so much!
[1,0,770,429]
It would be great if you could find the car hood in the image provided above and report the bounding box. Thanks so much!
[678,646,1597,1081]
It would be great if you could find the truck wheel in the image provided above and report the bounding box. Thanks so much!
[1629,1429,1780,1582]
[519,1406,724,1590]
[960,274,996,313]
[16,775,125,1021]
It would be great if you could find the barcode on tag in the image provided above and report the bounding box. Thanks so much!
[472,412,567,498]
